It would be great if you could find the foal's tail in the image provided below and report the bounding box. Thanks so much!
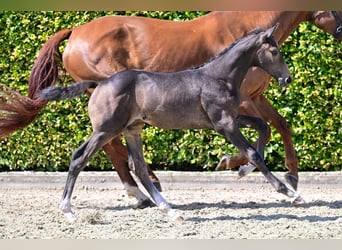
[0,29,72,139]
[39,81,97,101]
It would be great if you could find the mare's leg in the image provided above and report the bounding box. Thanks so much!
[102,138,154,209]
[60,131,117,222]
[123,125,183,221]
[253,95,298,190]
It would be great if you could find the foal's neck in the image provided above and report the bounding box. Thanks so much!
[200,38,257,89]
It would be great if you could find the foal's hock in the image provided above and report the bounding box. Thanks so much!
[40,25,303,222]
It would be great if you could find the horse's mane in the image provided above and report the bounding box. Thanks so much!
[194,27,265,69]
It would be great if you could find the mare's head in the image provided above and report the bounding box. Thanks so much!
[311,11,342,40]
[254,24,292,87]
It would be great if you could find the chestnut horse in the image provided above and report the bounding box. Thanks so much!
[0,11,341,206]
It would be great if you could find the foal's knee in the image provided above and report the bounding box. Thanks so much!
[255,117,269,138]
[69,158,83,175]
[69,147,88,174]
[71,147,85,162]
[246,148,264,165]
[127,159,135,172]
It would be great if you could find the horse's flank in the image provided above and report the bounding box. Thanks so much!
[64,12,311,81]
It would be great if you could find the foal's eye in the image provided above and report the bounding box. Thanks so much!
[270,50,278,56]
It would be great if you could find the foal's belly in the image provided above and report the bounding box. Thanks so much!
[142,110,213,130]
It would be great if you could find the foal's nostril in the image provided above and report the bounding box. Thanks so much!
[286,76,292,84]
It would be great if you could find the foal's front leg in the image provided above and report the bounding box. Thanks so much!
[123,127,183,221]
[215,118,304,204]
[235,115,269,178]
[216,115,269,178]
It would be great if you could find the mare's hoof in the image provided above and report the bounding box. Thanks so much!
[153,181,163,192]
[284,172,298,191]
[134,199,155,209]
[291,195,305,205]
[215,154,230,171]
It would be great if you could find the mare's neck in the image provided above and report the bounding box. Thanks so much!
[210,11,312,45]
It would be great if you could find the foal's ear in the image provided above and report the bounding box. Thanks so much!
[266,23,280,38]
[260,23,280,43]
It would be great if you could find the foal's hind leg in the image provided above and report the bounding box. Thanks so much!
[104,137,162,192]
[102,138,154,208]
[60,131,116,222]
[124,125,183,221]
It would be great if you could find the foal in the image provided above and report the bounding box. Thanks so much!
[40,25,303,221]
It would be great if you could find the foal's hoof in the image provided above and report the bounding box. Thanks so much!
[238,164,256,179]
[284,172,298,191]
[215,154,230,171]
[134,199,155,209]
[174,216,185,222]
[291,195,305,205]
[64,212,77,223]
[167,209,184,222]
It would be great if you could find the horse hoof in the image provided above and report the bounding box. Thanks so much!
[238,164,256,179]
[153,181,163,192]
[215,154,230,171]
[167,209,184,222]
[174,216,184,222]
[291,195,305,205]
[64,212,77,223]
[284,172,298,191]
[134,199,155,209]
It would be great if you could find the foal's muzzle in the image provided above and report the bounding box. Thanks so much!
[278,76,292,87]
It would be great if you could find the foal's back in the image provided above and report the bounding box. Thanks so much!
[89,69,220,130]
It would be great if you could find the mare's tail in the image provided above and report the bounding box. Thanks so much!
[0,29,72,139]
[39,81,97,101]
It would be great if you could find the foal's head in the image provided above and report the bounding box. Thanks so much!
[254,24,292,87]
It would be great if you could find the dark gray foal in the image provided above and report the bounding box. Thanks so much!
[40,24,303,222]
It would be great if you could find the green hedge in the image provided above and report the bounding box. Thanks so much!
[0,11,341,172]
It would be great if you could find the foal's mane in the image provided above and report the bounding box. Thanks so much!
[194,27,265,69]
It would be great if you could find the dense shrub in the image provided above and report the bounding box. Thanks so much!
[0,11,340,172]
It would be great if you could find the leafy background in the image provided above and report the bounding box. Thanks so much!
[0,11,341,172]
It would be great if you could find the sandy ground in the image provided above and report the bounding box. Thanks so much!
[1,170,342,239]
